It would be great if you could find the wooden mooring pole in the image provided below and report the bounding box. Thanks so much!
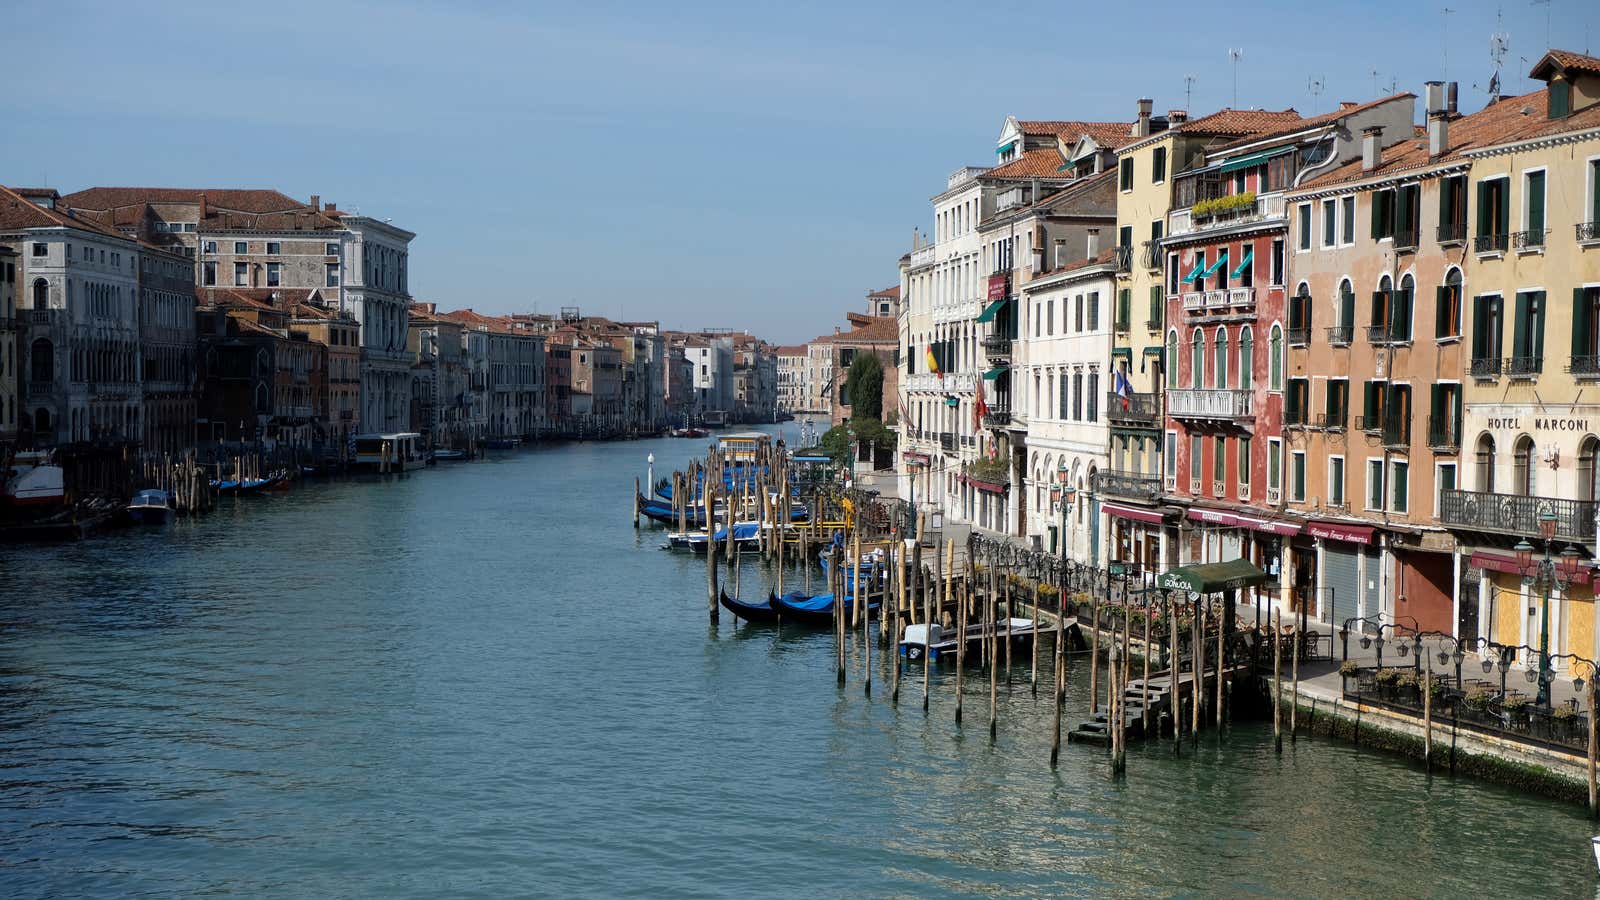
[1272,606,1283,753]
[1051,588,1064,768]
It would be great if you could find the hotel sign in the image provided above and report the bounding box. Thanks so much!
[987,274,1009,301]
[1484,416,1591,432]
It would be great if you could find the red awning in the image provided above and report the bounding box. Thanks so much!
[1104,502,1165,525]
[1187,508,1241,528]
[1306,520,1374,544]
[1239,516,1304,536]
[1469,551,1593,585]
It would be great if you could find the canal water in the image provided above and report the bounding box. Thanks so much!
[1,426,1595,897]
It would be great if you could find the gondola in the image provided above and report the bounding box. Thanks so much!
[819,553,881,594]
[719,589,782,624]
[768,591,879,627]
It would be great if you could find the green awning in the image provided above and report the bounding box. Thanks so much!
[1217,147,1292,174]
[982,365,1009,380]
[975,298,1007,323]
[997,140,1016,156]
[944,396,960,408]
[1229,248,1254,279]
[1111,347,1133,362]
[1201,250,1229,277]
[1159,559,1269,594]
[1180,263,1205,284]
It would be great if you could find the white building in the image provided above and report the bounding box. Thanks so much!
[686,336,734,420]
[1019,254,1116,564]
[338,213,415,433]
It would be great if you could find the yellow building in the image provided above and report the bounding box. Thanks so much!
[1445,50,1600,681]
[1100,102,1305,572]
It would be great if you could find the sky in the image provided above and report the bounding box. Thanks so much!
[7,0,1595,345]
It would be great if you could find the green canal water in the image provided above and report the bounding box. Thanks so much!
[1,426,1595,897]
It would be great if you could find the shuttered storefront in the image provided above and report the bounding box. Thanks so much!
[1324,543,1362,628]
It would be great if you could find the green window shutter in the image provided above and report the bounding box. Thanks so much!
[1551,80,1571,118]
[1117,289,1130,327]
[1471,295,1487,356]
[1476,181,1489,234]
[1149,285,1163,323]
[1528,171,1546,234]
[1396,186,1412,237]
[1435,286,1449,337]
[1394,289,1412,340]
[1592,161,1600,223]
[1340,287,1355,328]
[1532,290,1546,359]
[1575,288,1593,358]
[1438,176,1452,228]
[1512,292,1529,359]
[1371,291,1387,327]
[1496,182,1509,235]
[1362,381,1377,422]
[1371,191,1384,238]
[1430,383,1444,433]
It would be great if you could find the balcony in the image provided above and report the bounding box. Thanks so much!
[1182,292,1205,311]
[1578,222,1600,244]
[26,382,52,398]
[1095,469,1162,500]
[1512,228,1546,252]
[1470,356,1503,379]
[1141,241,1163,271]
[982,334,1012,359]
[1167,388,1251,420]
[1366,325,1395,345]
[939,432,956,454]
[1287,326,1310,347]
[1315,412,1346,431]
[1508,356,1543,379]
[1394,229,1419,251]
[910,244,937,268]
[981,408,1011,429]
[1207,289,1229,308]
[1355,415,1382,433]
[1228,287,1255,307]
[1426,415,1460,452]
[1113,244,1133,274]
[1105,391,1158,426]
[1569,356,1600,379]
[1327,325,1353,346]
[1382,414,1410,449]
[1437,222,1467,245]
[1440,490,1598,543]
[1474,232,1509,254]
[1284,406,1309,429]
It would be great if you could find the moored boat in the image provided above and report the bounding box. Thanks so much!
[768,591,879,627]
[432,448,469,461]
[719,590,782,624]
[670,427,708,439]
[125,489,175,524]
[3,451,66,508]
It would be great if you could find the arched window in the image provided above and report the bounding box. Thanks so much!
[1372,275,1393,342]
[1439,268,1464,339]
[1191,329,1204,388]
[1513,435,1535,496]
[1394,273,1415,341]
[32,278,47,308]
[1239,326,1253,391]
[1165,330,1178,389]
[1268,324,1283,390]
[1580,436,1599,503]
[1214,327,1229,388]
[29,338,52,384]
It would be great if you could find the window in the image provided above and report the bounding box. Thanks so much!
[1291,451,1307,502]
[1429,383,1462,448]
[1213,436,1226,487]
[1475,433,1497,492]
[1120,157,1134,191]
[1523,170,1547,243]
[1590,159,1600,228]
[1166,331,1178,389]
[1513,434,1535,496]
[1191,329,1204,387]
[1114,289,1127,331]
[1046,300,1054,336]
[1268,438,1282,495]
[1511,290,1546,376]
[1072,372,1083,420]
[1239,438,1251,492]
[1371,276,1393,342]
[1371,188,1397,240]
[1268,324,1283,390]
[234,262,248,286]
[1286,378,1310,425]
[1297,203,1312,251]
[1390,460,1409,513]
[266,241,281,255]
[1573,287,1600,372]
[1087,372,1098,422]
[325,242,340,256]
[1148,285,1164,326]
[1321,199,1337,247]
[1476,177,1510,244]
[1471,294,1504,373]
[1192,251,1206,292]
[1341,196,1356,244]
[1059,372,1069,420]
[203,261,216,286]
[1551,79,1572,118]
[1435,462,1456,516]
[1214,328,1229,388]
[1270,238,1284,286]
[1239,326,1253,391]
[1329,456,1346,507]
[31,243,46,257]
[1582,437,1600,502]
[1190,434,1203,483]
[1436,269,1463,339]
[266,262,281,286]
[203,240,217,254]
[1152,147,1167,183]
[1165,431,1177,487]
[1390,274,1414,341]
[1326,379,1349,428]
[326,264,340,287]
[1288,285,1311,343]
[1236,242,1253,287]
[1075,295,1084,332]
[234,241,248,255]
[1367,459,1385,510]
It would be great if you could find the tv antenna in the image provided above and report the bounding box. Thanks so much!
[1530,0,1550,50]
[1442,7,1455,79]
[1307,74,1325,113]
[1227,49,1244,108]
[1488,13,1510,100]
[1184,74,1198,110]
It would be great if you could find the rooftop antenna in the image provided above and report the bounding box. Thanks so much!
[1443,7,1455,79]
[1184,74,1198,110]
[1227,49,1244,108]
[1530,0,1550,50]
[1370,67,1382,96]
[1306,74,1325,114]
[1488,9,1510,100]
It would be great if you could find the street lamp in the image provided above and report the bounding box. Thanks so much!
[1519,511,1577,707]
[647,452,655,490]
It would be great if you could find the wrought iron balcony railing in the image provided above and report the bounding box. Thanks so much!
[1105,391,1159,425]
[1394,229,1419,251]
[1508,356,1543,378]
[1315,412,1346,431]
[1470,356,1503,379]
[1367,325,1396,345]
[1441,490,1598,543]
[1578,222,1600,243]
[1437,222,1467,245]
[1512,228,1546,251]
[982,334,1012,358]
[1141,241,1163,270]
[1094,469,1162,500]
[1113,244,1133,274]
[1327,325,1353,346]
[1570,355,1600,378]
[939,432,956,454]
[1355,415,1382,433]
[1287,326,1310,347]
[1426,415,1460,452]
[1382,414,1410,449]
[1474,232,1509,254]
[981,408,1012,429]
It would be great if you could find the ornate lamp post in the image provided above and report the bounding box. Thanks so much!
[1517,511,1582,707]
[647,452,655,491]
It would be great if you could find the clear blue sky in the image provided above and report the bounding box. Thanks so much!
[7,0,1592,344]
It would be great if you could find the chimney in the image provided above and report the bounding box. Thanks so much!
[1447,81,1458,114]
[1361,125,1384,171]
[198,192,208,221]
[1424,80,1446,115]
[1086,228,1101,259]
[1427,110,1449,156]
[1167,109,1189,125]
[310,194,320,211]
[1135,98,1154,137]
[326,202,337,212]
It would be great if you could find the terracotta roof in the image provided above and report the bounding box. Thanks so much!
[0,185,130,240]
[1016,120,1134,146]
[1297,87,1600,190]
[1172,107,1303,137]
[868,285,900,299]
[1530,49,1600,80]
[831,316,898,344]
[60,187,346,233]
[1210,93,1413,154]
[983,148,1074,180]
[774,344,809,356]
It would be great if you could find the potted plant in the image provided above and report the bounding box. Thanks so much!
[1552,703,1580,742]
[1375,667,1403,699]
[1463,685,1495,721]
[1339,659,1361,681]
[1502,693,1532,728]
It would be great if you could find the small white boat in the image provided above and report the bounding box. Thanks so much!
[4,451,65,507]
[126,489,175,524]
[431,448,468,462]
[900,618,1038,661]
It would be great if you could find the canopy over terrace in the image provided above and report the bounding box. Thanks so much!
[1159,558,1269,594]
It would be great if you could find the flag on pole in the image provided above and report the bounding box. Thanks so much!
[974,377,988,429]
[1114,368,1134,411]
[925,344,940,376]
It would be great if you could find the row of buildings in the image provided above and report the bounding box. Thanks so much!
[0,186,780,455]
[776,286,902,426]
[893,49,1600,671]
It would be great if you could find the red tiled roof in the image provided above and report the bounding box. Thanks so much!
[0,185,130,240]
[60,187,346,233]
[1530,48,1600,80]
[983,148,1073,180]
[830,316,898,344]
[1172,107,1303,136]
[1017,120,1134,147]
[774,344,809,356]
[1211,93,1414,153]
[868,285,900,299]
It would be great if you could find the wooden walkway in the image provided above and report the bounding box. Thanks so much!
[1069,664,1251,746]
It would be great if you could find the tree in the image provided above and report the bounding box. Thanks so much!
[844,353,884,421]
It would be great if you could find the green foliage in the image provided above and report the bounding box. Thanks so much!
[817,426,852,468]
[1192,191,1257,218]
[851,418,896,452]
[967,457,1009,485]
[844,353,884,421]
